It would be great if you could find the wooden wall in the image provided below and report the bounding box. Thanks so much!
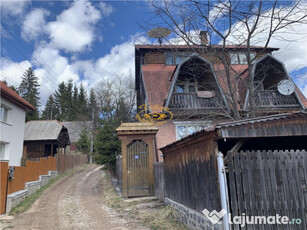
[162,133,221,213]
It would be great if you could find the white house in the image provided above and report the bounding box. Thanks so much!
[0,82,35,166]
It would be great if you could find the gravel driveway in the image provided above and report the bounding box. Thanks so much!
[2,164,131,230]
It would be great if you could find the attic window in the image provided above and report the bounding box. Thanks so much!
[166,53,192,65]
[230,52,255,64]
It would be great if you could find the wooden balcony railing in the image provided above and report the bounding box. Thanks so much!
[254,90,300,108]
[169,92,225,109]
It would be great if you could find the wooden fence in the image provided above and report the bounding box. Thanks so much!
[154,162,164,200]
[56,153,88,174]
[227,150,307,230]
[0,161,9,214]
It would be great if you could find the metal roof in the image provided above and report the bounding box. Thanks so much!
[24,120,64,141]
[61,121,94,143]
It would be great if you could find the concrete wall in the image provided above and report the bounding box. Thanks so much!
[0,97,26,166]
[6,170,58,213]
[165,197,223,230]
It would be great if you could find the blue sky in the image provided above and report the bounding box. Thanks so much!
[1,0,306,108]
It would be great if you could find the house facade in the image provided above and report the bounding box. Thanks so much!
[24,120,70,159]
[0,82,36,166]
[135,35,307,161]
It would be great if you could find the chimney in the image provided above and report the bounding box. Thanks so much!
[200,31,208,45]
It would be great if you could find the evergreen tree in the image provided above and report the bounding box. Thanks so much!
[66,79,75,121]
[76,83,88,120]
[88,88,99,127]
[76,129,90,154]
[41,95,57,120]
[19,67,40,121]
[53,82,67,121]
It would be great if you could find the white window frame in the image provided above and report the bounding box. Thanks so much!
[0,142,9,161]
[0,104,10,123]
[174,121,212,140]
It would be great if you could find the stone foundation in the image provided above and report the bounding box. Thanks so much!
[164,197,223,230]
[6,170,58,213]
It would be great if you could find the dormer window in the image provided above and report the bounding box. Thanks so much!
[230,52,255,64]
[175,83,197,93]
[166,53,192,65]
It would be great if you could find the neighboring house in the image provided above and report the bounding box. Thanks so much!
[24,120,70,159]
[0,82,36,166]
[135,33,307,161]
[62,121,94,154]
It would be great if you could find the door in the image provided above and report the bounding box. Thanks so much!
[127,140,149,197]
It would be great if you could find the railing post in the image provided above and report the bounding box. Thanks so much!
[217,152,230,230]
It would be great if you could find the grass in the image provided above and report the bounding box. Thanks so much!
[101,170,187,230]
[9,166,86,215]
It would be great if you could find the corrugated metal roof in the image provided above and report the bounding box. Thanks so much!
[24,120,64,141]
[116,122,158,131]
[0,82,36,111]
[142,64,176,107]
[160,112,307,150]
[61,121,94,143]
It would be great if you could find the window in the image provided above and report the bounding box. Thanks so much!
[175,83,197,93]
[175,121,212,140]
[230,52,256,64]
[165,53,192,65]
[0,105,9,122]
[0,143,8,160]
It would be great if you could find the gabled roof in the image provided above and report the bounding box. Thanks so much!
[62,121,94,143]
[141,64,176,107]
[24,120,65,141]
[0,82,36,111]
[136,44,279,51]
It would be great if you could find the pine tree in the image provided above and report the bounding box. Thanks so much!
[76,83,88,120]
[19,67,40,121]
[54,82,67,121]
[41,95,57,120]
[88,88,99,127]
[66,79,75,121]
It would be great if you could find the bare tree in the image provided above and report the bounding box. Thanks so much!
[146,0,307,120]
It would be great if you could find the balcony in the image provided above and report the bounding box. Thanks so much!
[254,90,300,108]
[168,92,225,109]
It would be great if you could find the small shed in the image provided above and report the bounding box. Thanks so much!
[24,120,70,159]
[116,122,158,198]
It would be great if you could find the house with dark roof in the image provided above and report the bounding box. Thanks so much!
[135,33,307,161]
[0,82,36,166]
[24,120,70,159]
[62,121,94,154]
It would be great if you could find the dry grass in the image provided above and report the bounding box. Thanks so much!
[101,170,187,230]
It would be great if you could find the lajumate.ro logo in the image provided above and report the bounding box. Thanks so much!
[135,104,173,125]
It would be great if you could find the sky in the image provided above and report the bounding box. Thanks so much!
[1,0,307,110]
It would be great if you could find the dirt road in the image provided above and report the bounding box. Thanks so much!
[3,165,132,230]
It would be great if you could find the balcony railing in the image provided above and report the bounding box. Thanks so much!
[168,92,225,109]
[254,90,300,108]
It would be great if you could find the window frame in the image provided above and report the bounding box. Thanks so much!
[165,52,192,65]
[175,82,198,93]
[0,104,9,123]
[174,121,212,140]
[230,52,256,65]
[0,142,9,161]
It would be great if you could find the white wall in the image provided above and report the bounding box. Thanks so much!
[0,97,26,166]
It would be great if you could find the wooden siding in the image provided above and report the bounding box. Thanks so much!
[227,150,307,229]
[162,136,221,212]
[0,161,8,214]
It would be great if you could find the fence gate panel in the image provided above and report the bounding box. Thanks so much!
[227,150,307,230]
[127,140,149,197]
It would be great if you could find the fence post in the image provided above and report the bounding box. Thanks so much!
[217,152,230,230]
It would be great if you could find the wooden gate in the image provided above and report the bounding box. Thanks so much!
[227,150,307,230]
[127,140,149,197]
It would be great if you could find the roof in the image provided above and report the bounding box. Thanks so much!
[116,122,159,132]
[136,44,279,51]
[61,121,94,143]
[142,64,176,107]
[24,120,65,141]
[161,112,307,150]
[0,82,36,111]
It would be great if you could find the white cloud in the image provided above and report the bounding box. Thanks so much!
[46,0,101,52]
[0,58,31,87]
[21,8,50,41]
[99,2,113,17]
[1,0,29,16]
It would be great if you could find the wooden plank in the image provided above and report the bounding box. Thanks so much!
[227,151,239,230]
